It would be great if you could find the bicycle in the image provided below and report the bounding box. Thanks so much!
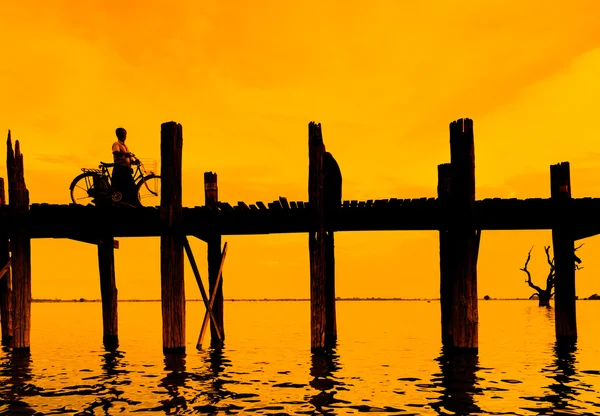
[69,155,161,207]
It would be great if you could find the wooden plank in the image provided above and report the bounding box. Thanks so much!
[237,201,250,211]
[551,162,577,341]
[182,236,222,341]
[256,201,267,210]
[249,204,258,211]
[308,121,327,350]
[366,199,373,208]
[0,177,12,346]
[7,133,31,350]
[343,200,350,209]
[437,163,452,347]
[98,237,118,349]
[279,197,290,210]
[298,201,305,209]
[290,201,298,210]
[197,242,228,349]
[350,200,358,208]
[205,172,224,345]
[358,201,365,209]
[160,121,186,353]
[448,118,478,351]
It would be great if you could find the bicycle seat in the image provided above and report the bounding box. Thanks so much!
[100,161,115,167]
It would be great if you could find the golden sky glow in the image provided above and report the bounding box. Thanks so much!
[1,1,599,300]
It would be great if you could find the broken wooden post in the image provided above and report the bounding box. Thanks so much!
[160,122,185,353]
[448,118,478,351]
[308,121,327,350]
[0,177,12,346]
[323,152,341,346]
[98,237,118,349]
[204,172,224,346]
[437,163,453,347]
[7,132,31,351]
[550,162,577,341]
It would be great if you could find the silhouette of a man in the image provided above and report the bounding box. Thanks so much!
[112,127,141,207]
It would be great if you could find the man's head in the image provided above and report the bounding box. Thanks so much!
[116,127,127,142]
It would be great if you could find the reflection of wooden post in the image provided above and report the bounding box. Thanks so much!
[448,119,478,351]
[160,122,185,353]
[551,162,577,341]
[204,172,224,346]
[323,152,341,346]
[437,163,452,347]
[308,122,327,350]
[98,237,118,349]
[7,132,32,351]
[0,177,12,346]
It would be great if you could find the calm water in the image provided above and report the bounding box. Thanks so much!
[1,300,599,415]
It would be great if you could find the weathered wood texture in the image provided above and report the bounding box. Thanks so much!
[204,171,224,346]
[437,163,452,346]
[0,177,12,345]
[550,162,577,341]
[98,236,118,348]
[160,122,185,353]
[323,152,341,346]
[308,122,327,350]
[448,118,478,350]
[7,132,31,350]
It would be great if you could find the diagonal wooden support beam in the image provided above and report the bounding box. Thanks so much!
[181,236,222,341]
[197,242,228,349]
[0,258,10,281]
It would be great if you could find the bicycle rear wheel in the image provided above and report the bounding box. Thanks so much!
[137,174,161,207]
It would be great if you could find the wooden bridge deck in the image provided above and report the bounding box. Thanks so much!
[4,197,600,241]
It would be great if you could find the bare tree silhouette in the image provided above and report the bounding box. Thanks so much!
[520,245,583,307]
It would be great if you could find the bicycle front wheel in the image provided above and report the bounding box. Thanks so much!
[70,172,100,205]
[137,174,161,207]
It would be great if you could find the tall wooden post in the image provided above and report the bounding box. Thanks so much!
[437,163,452,346]
[7,132,31,351]
[0,177,12,346]
[160,122,185,353]
[98,237,118,349]
[550,162,577,341]
[308,122,327,350]
[448,118,478,351]
[204,172,224,346]
[323,152,341,346]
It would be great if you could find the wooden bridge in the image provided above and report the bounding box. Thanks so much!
[6,197,600,239]
[0,118,592,355]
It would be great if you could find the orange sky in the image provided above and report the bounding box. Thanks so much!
[0,1,599,301]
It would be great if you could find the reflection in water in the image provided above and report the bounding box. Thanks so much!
[158,353,188,414]
[0,350,37,415]
[430,348,482,415]
[521,340,595,415]
[308,346,344,414]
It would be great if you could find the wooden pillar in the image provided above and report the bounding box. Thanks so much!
[0,177,12,346]
[204,171,224,346]
[448,118,478,351]
[550,162,577,341]
[160,121,185,353]
[437,163,452,346]
[323,152,341,346]
[7,132,31,351]
[98,237,118,349]
[308,122,327,350]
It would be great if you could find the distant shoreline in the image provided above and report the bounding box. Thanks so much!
[31,297,600,303]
